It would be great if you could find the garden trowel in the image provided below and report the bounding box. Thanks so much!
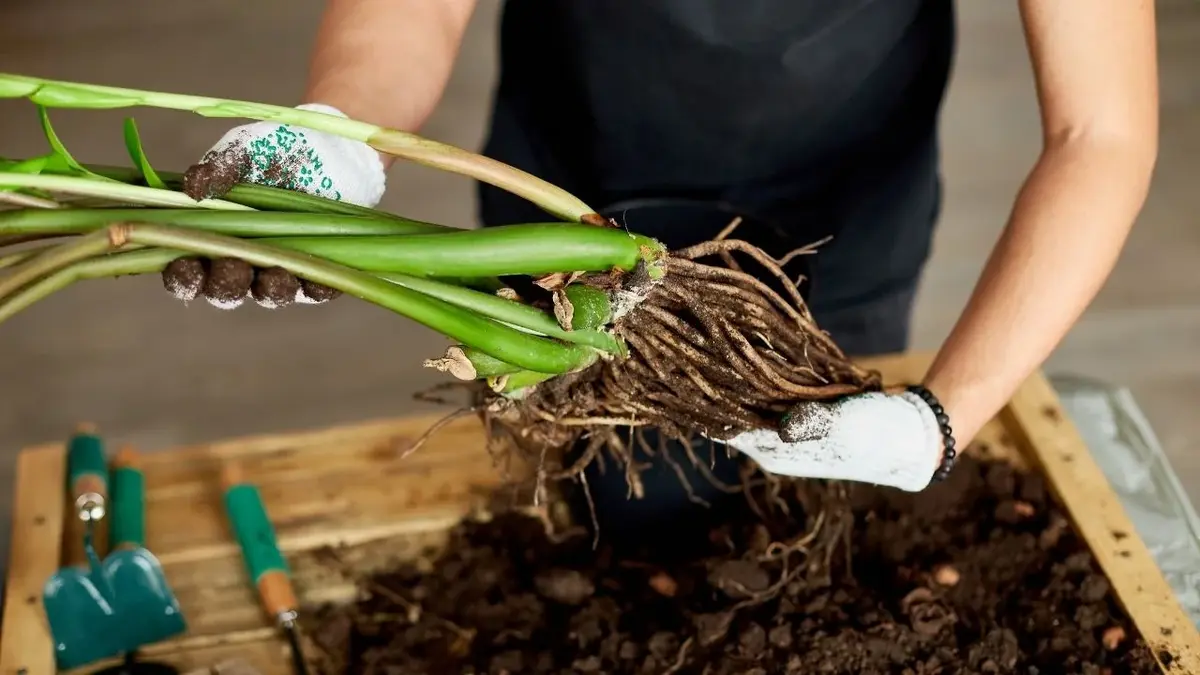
[43,424,127,670]
[103,445,187,651]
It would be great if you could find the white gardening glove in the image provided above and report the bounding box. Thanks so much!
[165,104,387,309]
[720,391,946,492]
[187,103,386,207]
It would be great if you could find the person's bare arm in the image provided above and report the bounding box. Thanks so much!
[923,0,1159,443]
[304,0,478,168]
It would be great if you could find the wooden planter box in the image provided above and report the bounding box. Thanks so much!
[1,353,1197,674]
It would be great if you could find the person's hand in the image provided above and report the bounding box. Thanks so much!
[163,104,387,309]
[183,103,386,206]
[721,389,949,492]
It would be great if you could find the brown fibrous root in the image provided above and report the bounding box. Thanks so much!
[480,238,881,501]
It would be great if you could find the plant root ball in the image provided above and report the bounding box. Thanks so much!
[479,238,883,488]
[252,266,301,309]
[161,258,206,302]
[202,257,254,310]
[298,279,342,304]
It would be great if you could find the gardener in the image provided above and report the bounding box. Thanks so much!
[182,1,1157,506]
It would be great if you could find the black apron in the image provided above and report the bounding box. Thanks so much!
[478,0,954,321]
[476,1,958,537]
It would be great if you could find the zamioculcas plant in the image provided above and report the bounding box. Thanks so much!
[0,73,880,478]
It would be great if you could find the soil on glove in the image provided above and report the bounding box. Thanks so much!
[307,456,1162,674]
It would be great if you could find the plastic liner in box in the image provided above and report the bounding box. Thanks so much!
[1052,374,1200,629]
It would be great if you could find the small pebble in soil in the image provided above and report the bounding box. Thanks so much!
[534,568,594,605]
[648,571,677,597]
[934,564,961,586]
[1103,625,1127,650]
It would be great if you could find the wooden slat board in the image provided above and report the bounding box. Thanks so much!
[1,352,1196,674]
[0,448,66,675]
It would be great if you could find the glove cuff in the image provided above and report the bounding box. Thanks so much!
[893,391,945,490]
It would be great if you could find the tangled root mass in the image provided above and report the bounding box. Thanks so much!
[482,238,881,484]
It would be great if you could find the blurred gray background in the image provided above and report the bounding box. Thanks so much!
[0,1,1197,570]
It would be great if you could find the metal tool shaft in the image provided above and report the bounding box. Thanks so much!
[280,615,309,675]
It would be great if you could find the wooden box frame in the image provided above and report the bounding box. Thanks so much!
[1,353,1196,674]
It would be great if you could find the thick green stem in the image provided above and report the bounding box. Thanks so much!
[110,224,596,374]
[377,272,621,353]
[0,229,118,300]
[0,173,251,210]
[0,208,449,237]
[263,224,665,278]
[0,73,597,222]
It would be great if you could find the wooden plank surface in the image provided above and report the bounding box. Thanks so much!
[3,352,1196,674]
[0,447,67,675]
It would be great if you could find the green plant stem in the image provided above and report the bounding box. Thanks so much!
[492,284,614,396]
[0,233,64,248]
[366,131,594,222]
[500,370,557,395]
[0,73,597,222]
[0,173,251,210]
[460,348,524,378]
[0,190,61,209]
[0,229,118,300]
[454,282,616,391]
[0,210,511,291]
[0,249,178,323]
[0,208,449,237]
[377,272,621,353]
[66,162,418,220]
[111,224,597,374]
[0,241,62,269]
[263,224,665,278]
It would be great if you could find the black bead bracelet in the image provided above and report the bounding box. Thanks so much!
[907,384,958,482]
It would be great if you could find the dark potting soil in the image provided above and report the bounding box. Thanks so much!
[307,456,1161,674]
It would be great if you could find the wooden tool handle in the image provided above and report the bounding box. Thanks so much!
[221,461,296,618]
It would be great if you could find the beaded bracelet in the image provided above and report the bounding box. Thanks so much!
[907,384,958,482]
